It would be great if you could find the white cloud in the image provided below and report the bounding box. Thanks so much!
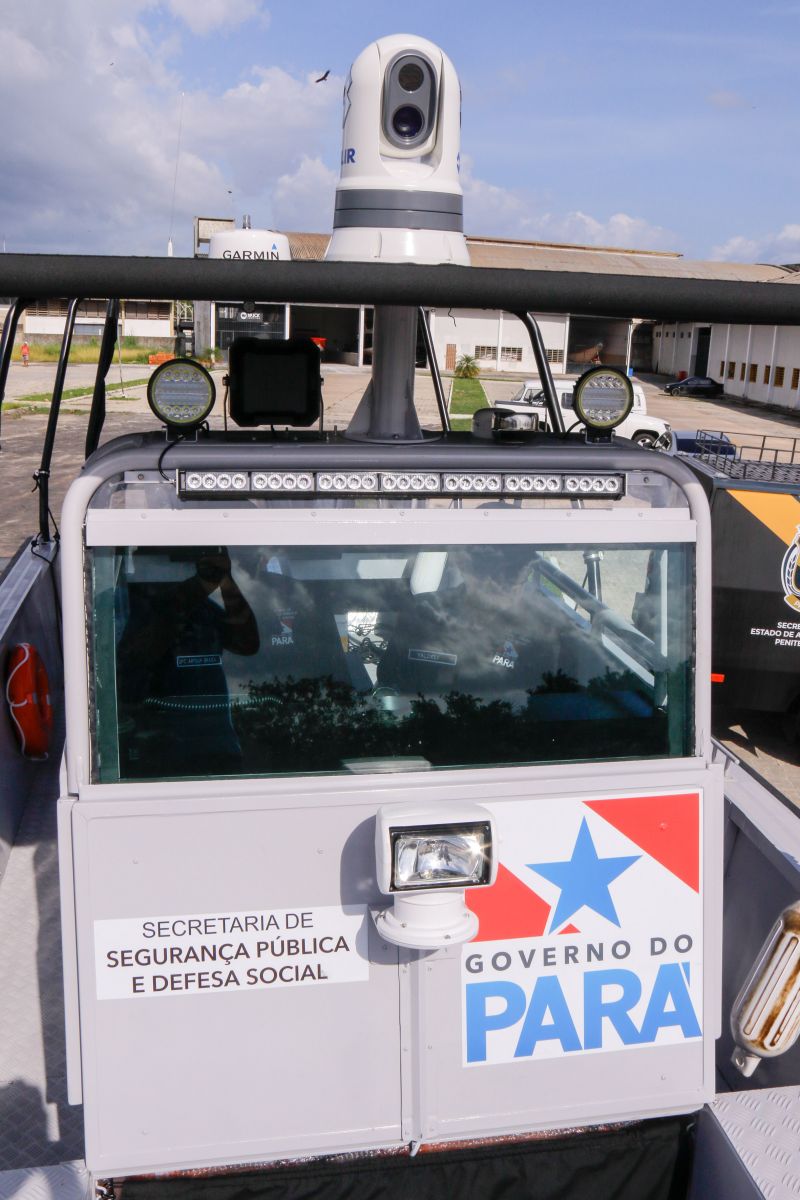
[0,31,49,81]
[272,157,338,232]
[167,0,268,35]
[528,210,677,251]
[0,1,341,255]
[711,224,800,263]
[460,157,678,252]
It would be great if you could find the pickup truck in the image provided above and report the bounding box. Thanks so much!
[501,378,670,447]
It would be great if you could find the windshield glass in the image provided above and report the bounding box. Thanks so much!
[89,541,694,782]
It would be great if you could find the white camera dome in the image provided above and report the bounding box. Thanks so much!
[325,34,470,266]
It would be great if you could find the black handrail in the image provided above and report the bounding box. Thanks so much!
[515,311,566,434]
[85,298,120,457]
[0,298,30,448]
[0,254,799,324]
[417,307,449,431]
[36,296,81,542]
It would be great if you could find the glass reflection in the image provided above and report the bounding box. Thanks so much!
[91,541,693,782]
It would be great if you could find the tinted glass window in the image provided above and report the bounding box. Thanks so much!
[89,541,694,782]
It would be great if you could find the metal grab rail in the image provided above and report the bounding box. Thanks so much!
[0,253,799,323]
[36,296,81,542]
[417,306,449,432]
[530,554,666,674]
[515,310,566,434]
[85,298,120,458]
[0,298,30,448]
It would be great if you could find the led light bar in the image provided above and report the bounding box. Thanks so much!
[317,471,379,492]
[505,474,561,494]
[443,473,502,494]
[176,470,626,499]
[183,470,249,493]
[251,471,314,492]
[381,472,440,492]
[564,474,622,495]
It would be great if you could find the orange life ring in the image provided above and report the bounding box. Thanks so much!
[6,643,53,759]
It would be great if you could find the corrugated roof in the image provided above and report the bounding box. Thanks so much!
[466,239,794,282]
[466,234,683,258]
[284,230,800,285]
[286,232,331,260]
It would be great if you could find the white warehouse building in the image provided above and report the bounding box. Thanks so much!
[196,220,800,412]
[193,223,670,376]
[653,313,800,410]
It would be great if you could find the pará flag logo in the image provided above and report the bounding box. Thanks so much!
[462,792,702,1066]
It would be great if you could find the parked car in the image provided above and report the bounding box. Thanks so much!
[500,377,669,447]
[664,375,724,397]
[660,429,736,456]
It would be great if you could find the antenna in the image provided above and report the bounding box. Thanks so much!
[167,91,185,256]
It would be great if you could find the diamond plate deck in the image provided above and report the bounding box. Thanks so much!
[714,1087,800,1198]
[0,719,85,1172]
[0,1161,90,1200]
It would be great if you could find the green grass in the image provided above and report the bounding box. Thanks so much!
[9,378,149,407]
[449,377,488,415]
[15,342,157,365]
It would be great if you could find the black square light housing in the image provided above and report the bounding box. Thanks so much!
[228,337,322,427]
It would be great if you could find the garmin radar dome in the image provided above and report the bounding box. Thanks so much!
[208,216,291,262]
[325,34,469,265]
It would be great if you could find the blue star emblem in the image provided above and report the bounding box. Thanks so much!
[528,818,640,931]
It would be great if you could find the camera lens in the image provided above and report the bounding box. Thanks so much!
[392,105,424,140]
[398,62,424,91]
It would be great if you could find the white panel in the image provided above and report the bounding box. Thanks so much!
[85,506,696,547]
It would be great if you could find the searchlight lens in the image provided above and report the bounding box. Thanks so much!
[398,62,425,91]
[147,358,216,429]
[391,822,492,890]
[573,367,633,431]
[392,104,424,140]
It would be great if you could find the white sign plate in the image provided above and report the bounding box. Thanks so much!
[94,905,369,999]
[462,792,703,1065]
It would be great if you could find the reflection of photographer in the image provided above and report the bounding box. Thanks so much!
[117,548,259,778]
[189,550,259,656]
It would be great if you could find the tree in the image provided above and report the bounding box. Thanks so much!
[455,353,480,378]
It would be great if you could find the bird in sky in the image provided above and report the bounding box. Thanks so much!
[315,70,330,83]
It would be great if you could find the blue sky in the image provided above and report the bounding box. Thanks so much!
[1,0,799,262]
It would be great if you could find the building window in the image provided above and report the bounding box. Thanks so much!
[656,331,661,339]
[500,346,523,363]
[740,363,746,381]
[28,299,71,317]
[720,360,725,375]
[545,348,564,364]
[792,368,800,390]
[764,365,771,384]
[727,361,735,379]
[78,300,109,318]
[124,301,171,320]
[749,364,758,383]
[774,366,785,387]
[474,345,497,360]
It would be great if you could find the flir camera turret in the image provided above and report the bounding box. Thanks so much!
[326,34,470,265]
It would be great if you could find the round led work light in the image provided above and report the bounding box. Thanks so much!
[147,359,216,430]
[573,366,633,432]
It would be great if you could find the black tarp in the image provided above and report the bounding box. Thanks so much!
[117,1116,693,1200]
